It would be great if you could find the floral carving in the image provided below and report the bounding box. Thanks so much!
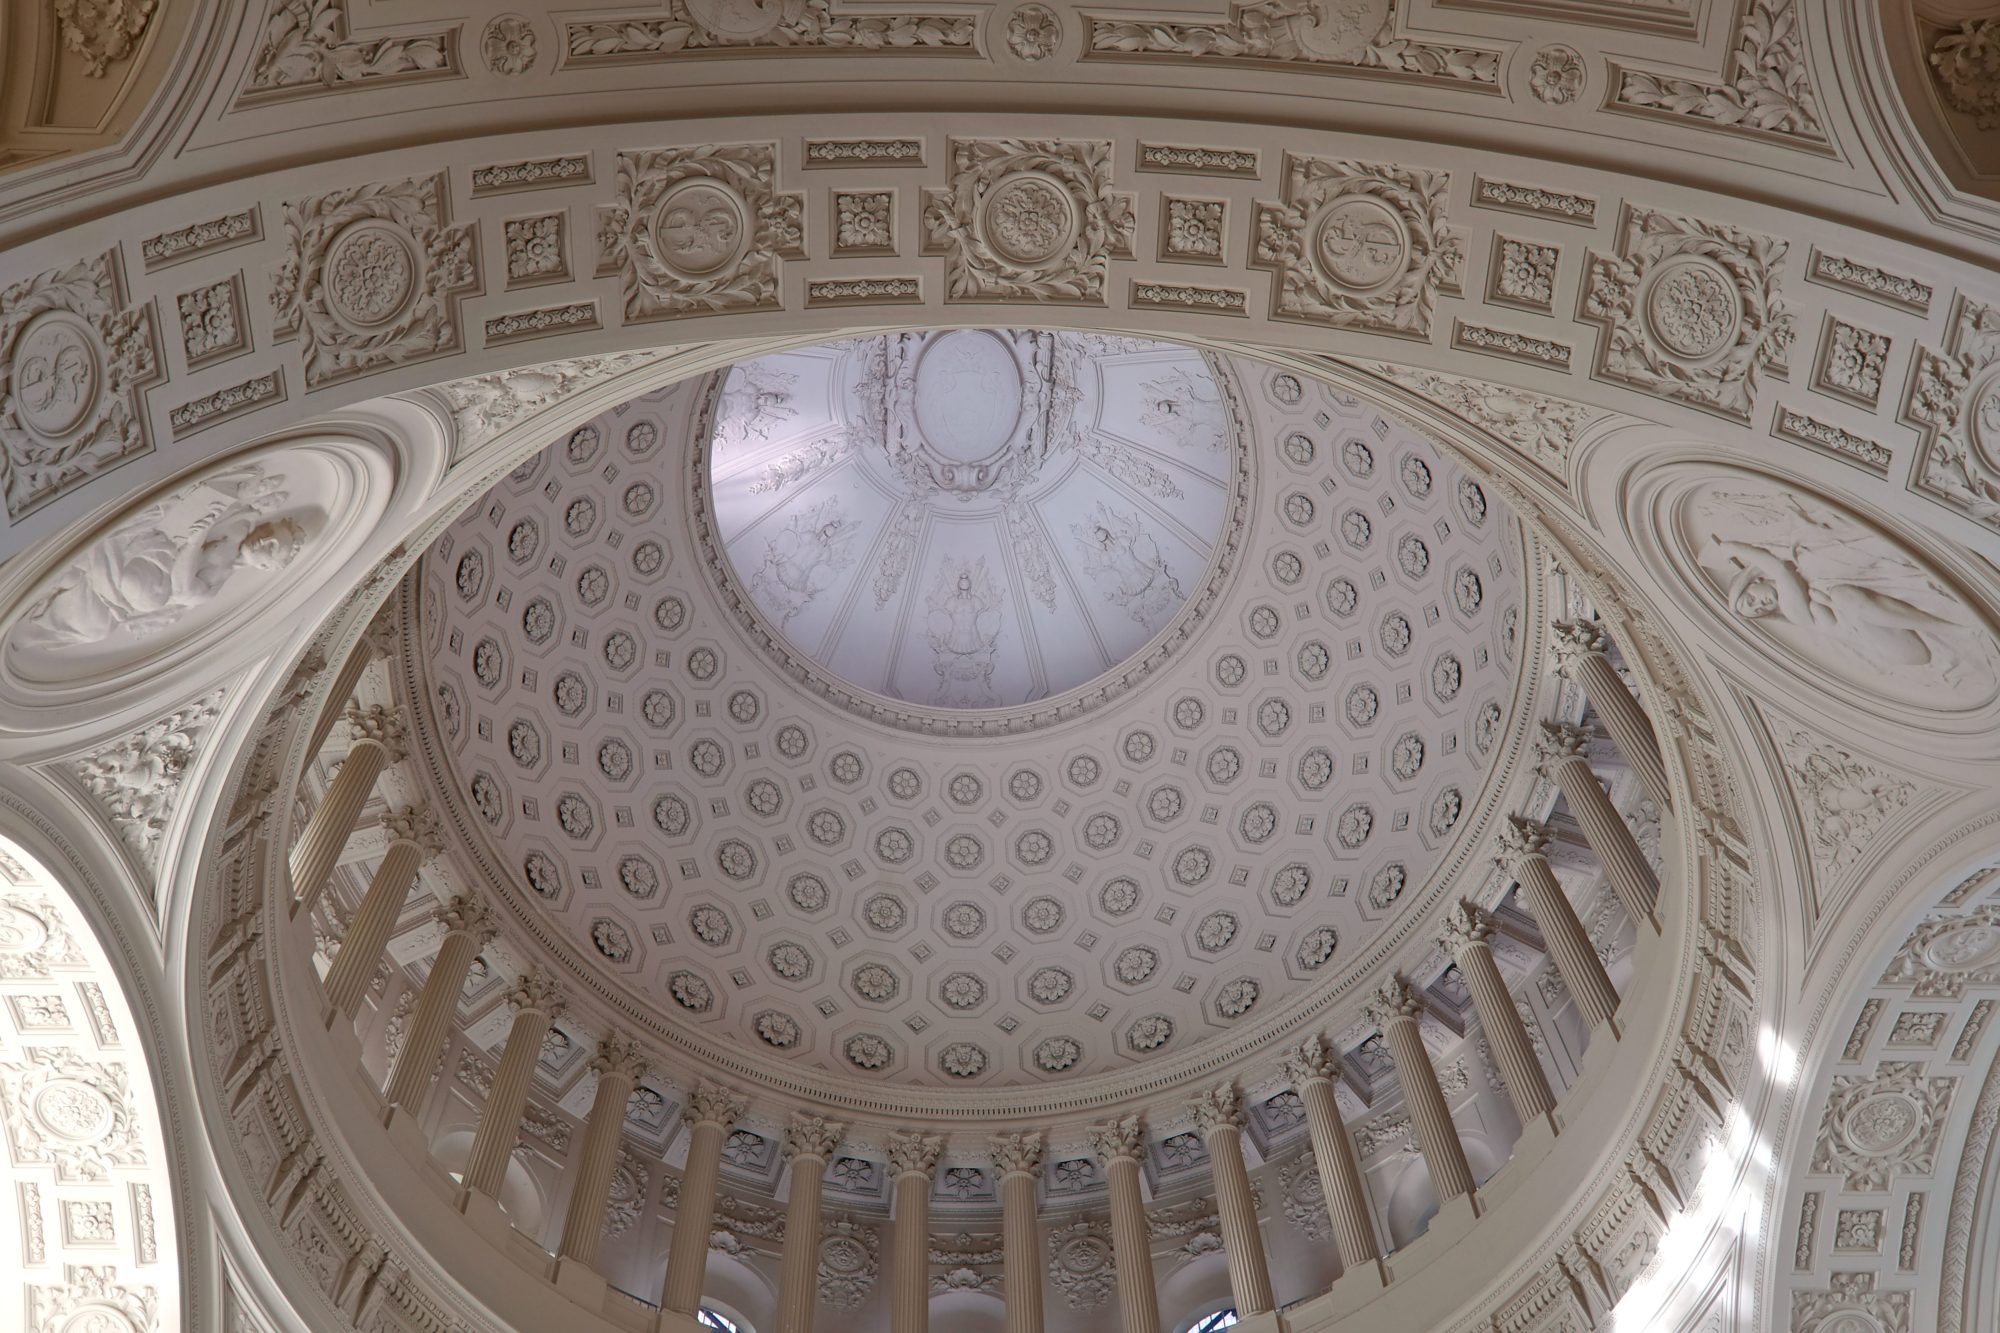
[481,14,538,74]
[597,143,803,322]
[0,251,160,521]
[434,352,668,456]
[1612,0,1823,145]
[1809,1061,1953,1190]
[1880,907,2000,1000]
[1931,19,2000,128]
[1007,4,1061,60]
[54,0,157,76]
[1087,0,1498,86]
[1344,359,1594,476]
[1253,155,1451,336]
[245,0,455,97]
[0,1048,145,1181]
[1529,45,1583,105]
[818,1216,879,1309]
[1583,205,1790,421]
[69,689,227,867]
[1907,298,2000,531]
[1047,1217,1115,1308]
[271,173,475,389]
[921,138,1134,303]
[1772,723,1917,877]
[28,1266,159,1333]
[564,0,974,61]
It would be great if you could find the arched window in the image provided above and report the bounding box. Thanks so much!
[696,1310,742,1333]
[1188,1311,1239,1333]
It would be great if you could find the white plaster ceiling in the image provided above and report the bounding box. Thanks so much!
[701,331,1238,724]
[413,338,1525,1088]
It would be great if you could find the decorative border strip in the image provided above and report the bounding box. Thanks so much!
[141,209,262,270]
[1471,176,1597,227]
[1130,279,1247,314]
[1805,246,1933,316]
[471,155,593,197]
[1772,405,1891,475]
[804,139,925,168]
[169,370,284,437]
[804,276,922,307]
[1453,319,1572,369]
[483,301,600,344]
[1137,143,1260,177]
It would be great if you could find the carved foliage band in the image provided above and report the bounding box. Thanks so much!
[921,138,1135,304]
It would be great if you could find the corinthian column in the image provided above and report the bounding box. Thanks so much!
[1282,1037,1382,1280]
[381,895,495,1114]
[1496,814,1621,1031]
[1550,619,1670,810]
[1440,901,1557,1128]
[1087,1115,1161,1333]
[886,1130,945,1333]
[291,704,405,914]
[989,1131,1046,1333]
[323,805,441,1023]
[556,1032,648,1271]
[1186,1084,1273,1316]
[776,1112,845,1333]
[307,611,398,755]
[1535,722,1659,926]
[1366,977,1476,1206]
[661,1083,748,1317]
[461,968,565,1201]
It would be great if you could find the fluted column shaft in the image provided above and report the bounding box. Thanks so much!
[382,904,491,1111]
[1555,625,1671,810]
[663,1085,745,1315]
[556,1040,645,1269]
[307,642,381,755]
[776,1114,842,1333]
[1371,983,1476,1204]
[1286,1043,1379,1273]
[1190,1090,1273,1315]
[1090,1120,1161,1333]
[323,827,426,1021]
[462,976,562,1198]
[290,736,388,913]
[886,1132,942,1333]
[992,1133,1046,1333]
[1539,724,1659,925]
[1509,845,1622,1030]
[1443,905,1557,1124]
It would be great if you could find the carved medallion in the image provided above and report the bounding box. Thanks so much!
[687,0,794,40]
[1314,195,1408,292]
[599,143,803,321]
[1840,1091,1922,1156]
[1642,255,1740,360]
[922,138,1134,303]
[979,173,1080,267]
[323,220,420,330]
[13,314,102,439]
[1252,155,1451,335]
[1920,920,2000,972]
[33,1079,115,1142]
[652,178,751,278]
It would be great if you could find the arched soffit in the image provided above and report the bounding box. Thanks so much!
[0,830,182,1333]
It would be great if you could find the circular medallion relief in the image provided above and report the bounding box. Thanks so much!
[33,1078,115,1142]
[1642,255,1740,360]
[0,901,50,954]
[12,312,101,439]
[1966,367,2000,471]
[324,219,420,330]
[686,0,790,38]
[1291,0,1390,59]
[913,331,1026,464]
[59,1309,139,1333]
[1840,1091,1922,1155]
[1313,195,1409,293]
[652,178,750,278]
[979,173,1079,267]
[1921,920,2000,971]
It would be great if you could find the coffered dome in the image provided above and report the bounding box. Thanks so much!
[411,338,1527,1091]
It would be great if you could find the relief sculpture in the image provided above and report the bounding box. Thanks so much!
[1074,502,1182,633]
[925,557,1004,706]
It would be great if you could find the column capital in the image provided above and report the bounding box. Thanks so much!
[1187,1082,1244,1137]
[1283,1034,1341,1087]
[360,606,401,660]
[1533,720,1593,770]
[344,702,408,760]
[1439,899,1496,954]
[1549,617,1610,675]
[506,966,565,1019]
[433,893,497,944]
[688,1082,747,1129]
[1086,1113,1146,1166]
[1364,975,1425,1029]
[590,1029,649,1082]
[886,1129,945,1180]
[784,1111,845,1163]
[987,1129,1044,1178]
[379,804,445,855]
[1494,813,1554,868]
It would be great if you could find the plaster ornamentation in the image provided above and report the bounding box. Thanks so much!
[1931,19,2000,128]
[0,1046,146,1181]
[1790,1271,1911,1333]
[168,373,283,437]
[1164,197,1226,261]
[1087,0,1499,85]
[244,0,455,97]
[1279,1148,1333,1240]
[1471,175,1596,225]
[921,138,1135,303]
[1681,476,2000,709]
[67,689,227,866]
[1611,0,1824,144]
[1455,321,1571,368]
[1253,154,1451,337]
[28,1265,159,1333]
[604,1148,648,1236]
[503,215,565,284]
[431,352,668,453]
[53,0,157,77]
[481,15,538,75]
[0,251,160,521]
[1773,409,1891,475]
[564,0,976,61]
[1818,320,1890,408]
[1529,46,1584,105]
[1771,724,1917,876]
[832,192,893,255]
[1584,205,1791,421]
[597,143,804,322]
[1344,359,1592,477]
[271,173,476,390]
[817,1215,879,1308]
[1906,298,2000,531]
[1492,237,1559,310]
[175,279,246,367]
[1880,907,2000,999]
[141,210,260,268]
[1006,3,1061,60]
[1044,1217,1116,1308]
[1808,1061,1953,1191]
[1838,997,1880,1057]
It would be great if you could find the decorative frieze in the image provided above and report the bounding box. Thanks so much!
[597,143,804,322]
[1609,0,1825,147]
[1087,3,1501,86]
[484,302,598,344]
[563,2,975,64]
[169,371,283,437]
[1806,246,1932,315]
[1130,281,1247,314]
[1453,320,1571,369]
[242,0,458,100]
[1772,406,1890,474]
[1342,358,1590,476]
[804,277,922,307]
[1471,175,1596,226]
[804,138,924,168]
[922,138,1134,303]
[471,155,592,196]
[141,208,261,269]
[1138,143,1260,177]
[1253,154,1452,337]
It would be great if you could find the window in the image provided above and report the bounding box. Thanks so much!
[1188,1312,1239,1333]
[696,1311,740,1333]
